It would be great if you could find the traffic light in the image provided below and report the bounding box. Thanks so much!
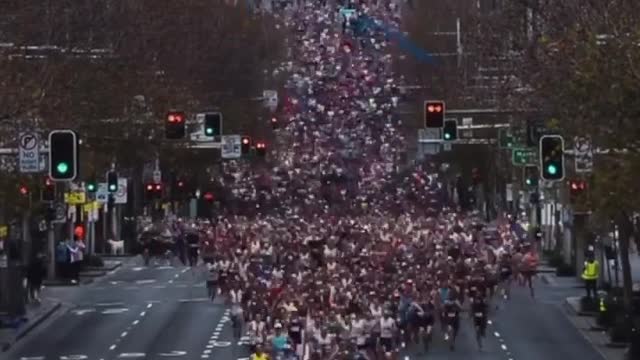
[41,178,55,202]
[524,165,538,187]
[539,135,565,181]
[499,128,514,149]
[86,179,97,193]
[145,183,162,199]
[270,117,279,130]
[165,111,186,139]
[443,119,457,141]
[107,171,118,192]
[173,179,186,199]
[203,191,215,202]
[48,130,78,181]
[569,179,587,201]
[204,112,222,137]
[256,141,267,157]
[424,100,445,128]
[241,136,251,155]
[19,185,29,196]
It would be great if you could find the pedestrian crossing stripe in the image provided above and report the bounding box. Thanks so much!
[212,341,232,347]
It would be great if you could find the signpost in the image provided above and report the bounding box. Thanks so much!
[221,135,242,159]
[574,136,593,173]
[512,148,537,166]
[18,132,40,173]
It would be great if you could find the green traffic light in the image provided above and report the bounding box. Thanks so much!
[547,164,558,175]
[526,179,532,185]
[444,133,451,140]
[205,128,213,135]
[56,162,68,174]
[87,184,96,191]
[109,184,117,191]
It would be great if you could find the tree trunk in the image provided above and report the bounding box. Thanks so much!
[618,211,635,314]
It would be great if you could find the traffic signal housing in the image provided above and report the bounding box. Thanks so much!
[524,165,539,187]
[241,136,251,155]
[145,183,163,200]
[443,119,457,141]
[41,178,55,202]
[424,100,445,128]
[539,135,565,181]
[569,179,587,202]
[204,112,222,137]
[48,130,78,181]
[165,111,186,139]
[107,171,118,192]
[256,141,267,157]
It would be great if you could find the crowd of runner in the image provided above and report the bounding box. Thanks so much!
[141,1,540,359]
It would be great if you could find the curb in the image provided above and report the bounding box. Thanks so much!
[1,302,63,352]
[561,299,618,360]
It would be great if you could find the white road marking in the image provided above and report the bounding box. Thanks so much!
[136,279,156,284]
[181,268,189,273]
[60,355,88,360]
[158,350,187,357]
[174,274,180,278]
[211,341,232,347]
[147,303,153,308]
[203,350,212,354]
[71,309,96,315]
[117,353,146,358]
[140,311,146,316]
[501,344,508,350]
[494,332,501,338]
[132,320,139,325]
[178,298,210,303]
[200,356,209,359]
[206,344,214,349]
[120,331,128,337]
[101,308,129,314]
[20,357,45,360]
[110,281,121,285]
[96,302,125,307]
[153,285,167,289]
[212,331,220,336]
[132,267,144,271]
[157,266,175,270]
[109,345,117,351]
[168,280,174,284]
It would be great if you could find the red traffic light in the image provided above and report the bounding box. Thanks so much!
[427,104,443,113]
[19,186,29,195]
[155,184,162,191]
[271,117,278,123]
[256,142,266,149]
[203,192,214,201]
[242,137,250,145]
[45,178,53,186]
[167,112,184,123]
[570,180,586,191]
[146,184,154,191]
[74,225,85,240]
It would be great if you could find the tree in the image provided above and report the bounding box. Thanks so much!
[469,0,640,318]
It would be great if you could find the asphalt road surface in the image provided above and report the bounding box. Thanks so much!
[5,260,606,360]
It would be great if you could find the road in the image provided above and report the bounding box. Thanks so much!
[4,260,606,360]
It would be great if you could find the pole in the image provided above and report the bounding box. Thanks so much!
[613,224,620,287]
[47,223,55,280]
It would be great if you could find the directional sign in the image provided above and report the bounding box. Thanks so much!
[19,132,40,173]
[96,183,109,203]
[262,90,278,112]
[114,178,128,204]
[574,136,593,173]
[221,135,242,159]
[512,148,538,166]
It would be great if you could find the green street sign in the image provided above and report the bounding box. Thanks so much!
[499,128,514,149]
[512,148,538,166]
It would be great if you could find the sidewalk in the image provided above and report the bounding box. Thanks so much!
[564,297,628,360]
[43,258,122,286]
[0,299,62,352]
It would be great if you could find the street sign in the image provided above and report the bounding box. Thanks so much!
[114,178,127,204]
[340,8,356,20]
[574,136,593,173]
[152,170,162,183]
[221,135,242,159]
[512,148,537,166]
[96,183,108,203]
[64,191,86,204]
[262,90,278,112]
[18,132,40,173]
[461,117,473,138]
[52,202,66,223]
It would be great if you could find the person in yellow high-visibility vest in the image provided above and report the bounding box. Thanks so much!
[582,254,599,299]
